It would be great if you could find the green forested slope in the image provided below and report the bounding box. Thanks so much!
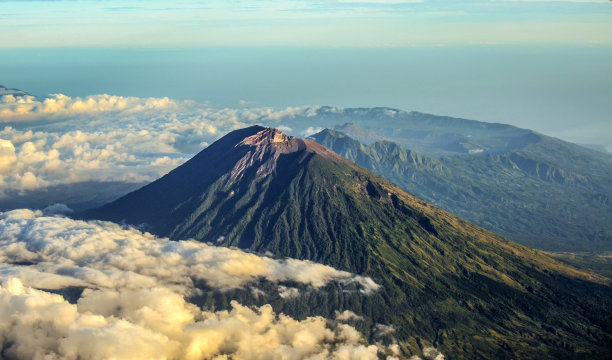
[312,129,612,252]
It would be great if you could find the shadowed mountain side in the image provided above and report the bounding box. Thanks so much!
[80,126,612,359]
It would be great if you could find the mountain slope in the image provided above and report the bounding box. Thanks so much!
[311,128,612,252]
[81,126,612,359]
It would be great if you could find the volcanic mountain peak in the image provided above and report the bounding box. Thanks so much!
[230,127,306,178]
[231,126,345,170]
[239,127,293,146]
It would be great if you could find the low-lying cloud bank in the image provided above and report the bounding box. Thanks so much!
[0,209,401,359]
[0,93,182,122]
[0,209,378,295]
[1,279,384,360]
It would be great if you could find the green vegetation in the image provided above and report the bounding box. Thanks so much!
[312,129,612,252]
[81,126,612,359]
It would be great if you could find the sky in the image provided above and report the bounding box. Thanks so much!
[1,0,611,48]
[0,0,611,148]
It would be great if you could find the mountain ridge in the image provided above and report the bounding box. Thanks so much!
[311,127,612,252]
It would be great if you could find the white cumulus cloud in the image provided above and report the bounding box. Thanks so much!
[0,278,386,360]
[0,209,378,293]
[0,209,394,359]
[0,94,181,122]
[0,139,16,172]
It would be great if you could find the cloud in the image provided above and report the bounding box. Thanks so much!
[0,93,181,122]
[0,209,377,293]
[0,278,386,360]
[0,126,188,193]
[410,347,446,360]
[335,310,364,322]
[0,139,16,172]
[302,126,324,137]
[278,285,300,299]
[42,203,74,215]
[374,323,396,339]
[17,171,48,190]
[0,209,395,359]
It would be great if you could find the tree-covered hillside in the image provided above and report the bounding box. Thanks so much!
[311,129,612,252]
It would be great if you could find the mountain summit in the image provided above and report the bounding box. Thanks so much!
[81,125,347,245]
[81,126,612,359]
[239,127,292,145]
[225,126,343,178]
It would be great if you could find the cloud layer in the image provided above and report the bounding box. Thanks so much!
[1,279,384,360]
[0,209,377,294]
[0,94,181,122]
[0,209,391,360]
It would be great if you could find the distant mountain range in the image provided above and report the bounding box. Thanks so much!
[80,126,612,359]
[579,143,611,154]
[0,84,30,97]
[285,107,549,157]
[310,126,612,252]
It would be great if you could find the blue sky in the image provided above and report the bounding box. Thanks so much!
[1,0,611,48]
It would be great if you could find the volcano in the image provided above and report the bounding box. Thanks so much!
[81,126,612,359]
